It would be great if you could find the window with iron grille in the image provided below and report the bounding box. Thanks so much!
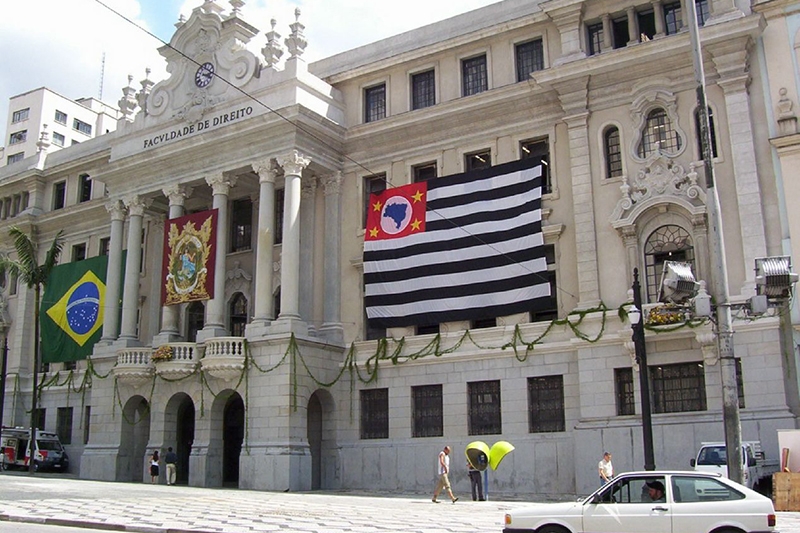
[694,106,718,159]
[736,357,745,409]
[274,190,284,244]
[360,388,389,439]
[462,55,488,97]
[12,108,29,123]
[362,174,386,227]
[72,243,86,262]
[531,245,558,323]
[468,380,501,436]
[230,198,253,252]
[79,174,92,203]
[587,22,604,55]
[57,407,73,445]
[55,110,68,124]
[520,138,551,194]
[650,362,707,413]
[83,406,91,444]
[53,181,66,210]
[604,127,623,178]
[644,225,695,302]
[364,84,386,123]
[413,162,437,183]
[9,130,27,145]
[412,384,443,437]
[465,149,491,172]
[638,108,682,158]
[411,70,435,110]
[615,367,635,415]
[528,375,565,432]
[229,292,248,337]
[664,1,683,34]
[515,39,544,82]
[73,118,92,136]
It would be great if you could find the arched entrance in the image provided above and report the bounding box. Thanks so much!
[164,393,195,485]
[119,396,150,482]
[223,393,244,486]
[308,393,322,489]
[307,390,337,490]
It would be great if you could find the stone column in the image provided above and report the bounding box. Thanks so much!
[153,185,192,345]
[602,14,612,50]
[247,161,277,337]
[542,1,586,65]
[273,150,310,334]
[197,173,237,342]
[319,172,343,344]
[627,6,639,45]
[653,0,665,38]
[117,195,151,345]
[101,200,126,342]
[299,176,317,334]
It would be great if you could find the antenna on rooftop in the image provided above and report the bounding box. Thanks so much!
[99,52,106,100]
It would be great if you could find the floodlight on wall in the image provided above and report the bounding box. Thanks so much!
[658,261,700,304]
[755,256,799,299]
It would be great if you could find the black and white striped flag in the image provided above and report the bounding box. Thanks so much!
[363,157,551,329]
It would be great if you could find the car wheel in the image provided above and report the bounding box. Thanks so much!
[712,529,744,533]
[536,526,570,533]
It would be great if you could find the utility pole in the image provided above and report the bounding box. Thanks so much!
[687,0,743,484]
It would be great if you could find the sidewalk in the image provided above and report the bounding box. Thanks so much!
[2,472,800,533]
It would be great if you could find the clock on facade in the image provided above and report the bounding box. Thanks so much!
[194,62,215,88]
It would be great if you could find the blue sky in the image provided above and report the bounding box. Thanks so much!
[0,0,500,142]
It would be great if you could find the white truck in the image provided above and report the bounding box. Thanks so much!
[690,441,779,490]
[0,427,70,472]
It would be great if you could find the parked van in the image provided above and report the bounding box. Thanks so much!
[690,441,778,489]
[0,427,69,472]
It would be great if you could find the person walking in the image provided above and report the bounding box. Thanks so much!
[149,450,160,484]
[598,451,613,486]
[432,445,458,503]
[165,447,178,485]
[467,458,485,501]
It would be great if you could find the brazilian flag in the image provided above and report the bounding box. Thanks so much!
[41,255,109,363]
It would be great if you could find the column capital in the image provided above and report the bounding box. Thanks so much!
[206,173,238,196]
[124,195,152,217]
[162,184,193,207]
[322,172,343,196]
[106,199,126,221]
[277,150,311,176]
[252,159,276,180]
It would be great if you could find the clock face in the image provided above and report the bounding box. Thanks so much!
[194,62,215,88]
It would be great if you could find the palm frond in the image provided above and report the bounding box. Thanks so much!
[41,230,65,287]
[9,227,37,279]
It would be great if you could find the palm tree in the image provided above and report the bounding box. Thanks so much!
[0,226,63,474]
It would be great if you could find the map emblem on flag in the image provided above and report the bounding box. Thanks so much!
[45,270,106,346]
[366,182,427,241]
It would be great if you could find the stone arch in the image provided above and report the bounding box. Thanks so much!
[205,388,244,487]
[163,392,195,485]
[118,395,150,482]
[307,388,338,490]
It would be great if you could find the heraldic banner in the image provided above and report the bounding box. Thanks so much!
[161,208,218,306]
[41,255,109,363]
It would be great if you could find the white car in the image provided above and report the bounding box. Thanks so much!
[503,471,777,533]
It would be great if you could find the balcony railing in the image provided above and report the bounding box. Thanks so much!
[113,347,154,387]
[154,342,199,380]
[202,337,246,382]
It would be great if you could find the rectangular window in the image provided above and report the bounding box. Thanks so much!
[530,245,558,322]
[664,1,683,34]
[528,375,565,433]
[520,138,551,194]
[462,54,488,96]
[468,380,501,436]
[230,198,253,252]
[100,237,110,256]
[274,190,284,245]
[615,367,635,415]
[696,0,710,26]
[83,406,91,445]
[7,153,24,165]
[72,243,87,262]
[9,130,27,145]
[413,162,437,183]
[638,10,656,41]
[651,362,707,413]
[57,407,73,445]
[412,384,443,437]
[52,132,65,147]
[587,22,604,55]
[465,149,491,172]
[612,16,630,48]
[79,174,92,203]
[411,69,436,110]
[364,84,386,123]
[362,174,387,228]
[53,181,66,210]
[34,408,46,430]
[360,388,389,439]
[73,118,92,135]
[55,110,68,124]
[12,108,29,123]
[516,39,544,82]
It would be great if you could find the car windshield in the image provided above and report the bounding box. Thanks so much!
[37,440,63,451]
[697,446,726,465]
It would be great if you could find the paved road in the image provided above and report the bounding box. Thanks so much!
[2,472,800,532]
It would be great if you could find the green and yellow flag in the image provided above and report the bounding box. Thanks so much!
[41,255,109,363]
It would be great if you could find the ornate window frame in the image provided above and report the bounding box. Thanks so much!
[629,87,687,164]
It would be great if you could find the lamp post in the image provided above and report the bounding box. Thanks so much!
[0,306,9,432]
[630,268,656,471]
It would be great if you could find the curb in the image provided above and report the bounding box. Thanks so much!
[0,514,220,533]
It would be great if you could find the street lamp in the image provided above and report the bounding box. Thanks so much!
[630,268,655,471]
[0,303,9,433]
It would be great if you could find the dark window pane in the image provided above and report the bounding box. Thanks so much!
[362,174,386,228]
[651,362,707,413]
[230,198,253,252]
[412,70,436,110]
[412,385,443,437]
[465,150,491,172]
[229,292,248,337]
[365,84,386,123]
[615,367,635,415]
[187,301,204,342]
[664,2,683,34]
[468,380,502,435]
[612,16,630,48]
[515,39,544,82]
[696,0,710,26]
[638,108,682,158]
[587,22,604,55]
[462,55,488,96]
[54,182,66,210]
[604,127,623,178]
[79,174,92,203]
[638,10,656,41]
[528,375,565,432]
[57,407,73,445]
[520,138,551,194]
[361,388,389,439]
[413,163,437,183]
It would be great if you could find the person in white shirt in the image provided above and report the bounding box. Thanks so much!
[598,451,613,485]
[432,445,459,503]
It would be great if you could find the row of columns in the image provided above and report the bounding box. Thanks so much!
[100,149,343,347]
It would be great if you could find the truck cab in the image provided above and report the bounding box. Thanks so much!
[1,427,69,472]
[691,441,769,489]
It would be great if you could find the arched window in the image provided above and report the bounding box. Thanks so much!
[229,292,248,337]
[604,126,623,178]
[638,108,682,158]
[644,225,695,302]
[187,301,205,342]
[694,106,718,159]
